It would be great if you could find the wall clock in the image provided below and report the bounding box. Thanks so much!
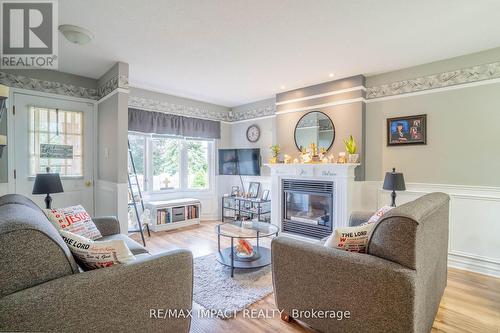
[246,124,260,142]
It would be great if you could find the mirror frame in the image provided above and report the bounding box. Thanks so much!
[294,110,336,152]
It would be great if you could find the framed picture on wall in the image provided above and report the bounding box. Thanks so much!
[387,114,427,146]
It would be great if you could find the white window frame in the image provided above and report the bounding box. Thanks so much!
[129,132,214,194]
[28,106,84,178]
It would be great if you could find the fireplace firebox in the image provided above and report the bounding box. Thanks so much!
[282,179,333,239]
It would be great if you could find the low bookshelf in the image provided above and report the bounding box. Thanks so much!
[146,198,201,232]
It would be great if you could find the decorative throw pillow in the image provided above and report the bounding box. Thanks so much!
[45,205,102,240]
[59,230,135,270]
[364,205,394,225]
[324,223,375,253]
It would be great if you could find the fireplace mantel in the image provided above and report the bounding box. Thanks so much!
[265,163,360,240]
[264,163,359,178]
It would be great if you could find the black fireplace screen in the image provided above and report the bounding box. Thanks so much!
[282,179,333,239]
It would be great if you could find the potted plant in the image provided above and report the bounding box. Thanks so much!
[343,135,359,163]
[269,144,281,164]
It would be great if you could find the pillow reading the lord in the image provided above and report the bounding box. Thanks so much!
[45,205,102,240]
[59,230,135,270]
[324,224,375,253]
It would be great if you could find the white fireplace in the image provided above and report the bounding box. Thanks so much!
[265,163,359,240]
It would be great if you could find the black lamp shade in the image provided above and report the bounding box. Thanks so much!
[383,168,406,191]
[32,173,64,195]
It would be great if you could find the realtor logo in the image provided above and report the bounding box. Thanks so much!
[1,0,58,69]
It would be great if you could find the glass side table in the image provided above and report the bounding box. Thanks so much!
[215,220,279,277]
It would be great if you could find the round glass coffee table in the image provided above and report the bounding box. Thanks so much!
[215,221,279,277]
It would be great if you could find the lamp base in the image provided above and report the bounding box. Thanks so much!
[390,190,397,207]
[0,145,4,158]
[44,194,53,209]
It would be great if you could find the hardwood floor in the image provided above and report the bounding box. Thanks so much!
[130,221,500,333]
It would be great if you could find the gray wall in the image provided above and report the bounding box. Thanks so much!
[230,99,277,169]
[276,102,365,180]
[97,63,129,184]
[365,82,500,186]
[275,76,366,180]
[97,93,129,183]
[365,47,500,186]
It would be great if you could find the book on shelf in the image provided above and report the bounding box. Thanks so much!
[186,205,199,220]
[156,209,170,225]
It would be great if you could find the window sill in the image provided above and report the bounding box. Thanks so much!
[145,189,211,195]
[28,176,84,181]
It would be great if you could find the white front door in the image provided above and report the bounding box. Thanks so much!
[13,92,95,213]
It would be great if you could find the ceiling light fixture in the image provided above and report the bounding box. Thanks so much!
[329,73,334,78]
[58,24,94,45]
[280,85,286,90]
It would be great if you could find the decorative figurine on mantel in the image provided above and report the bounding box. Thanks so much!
[309,142,318,157]
[307,142,321,163]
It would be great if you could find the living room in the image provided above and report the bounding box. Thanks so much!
[0,1,499,332]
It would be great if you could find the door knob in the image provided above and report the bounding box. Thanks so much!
[85,181,92,187]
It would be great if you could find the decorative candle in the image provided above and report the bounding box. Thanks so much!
[338,152,346,164]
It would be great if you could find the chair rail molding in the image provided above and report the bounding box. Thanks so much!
[359,180,500,277]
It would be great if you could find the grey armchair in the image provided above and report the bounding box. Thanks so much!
[0,194,193,333]
[272,192,450,333]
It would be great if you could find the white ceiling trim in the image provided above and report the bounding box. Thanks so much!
[275,86,366,106]
[275,97,365,115]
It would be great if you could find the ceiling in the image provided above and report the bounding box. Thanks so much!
[59,0,500,107]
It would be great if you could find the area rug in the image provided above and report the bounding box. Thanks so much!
[193,253,273,319]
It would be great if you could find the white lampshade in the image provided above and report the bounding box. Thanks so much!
[0,135,6,145]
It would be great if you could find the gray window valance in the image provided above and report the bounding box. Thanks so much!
[128,108,221,139]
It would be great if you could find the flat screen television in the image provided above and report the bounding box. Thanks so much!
[218,148,261,176]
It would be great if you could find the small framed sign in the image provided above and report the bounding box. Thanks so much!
[40,144,74,159]
[387,114,427,146]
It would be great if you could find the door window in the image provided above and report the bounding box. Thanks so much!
[29,107,84,177]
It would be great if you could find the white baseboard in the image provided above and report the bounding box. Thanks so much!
[448,251,500,278]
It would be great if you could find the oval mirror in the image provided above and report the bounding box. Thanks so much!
[294,111,335,152]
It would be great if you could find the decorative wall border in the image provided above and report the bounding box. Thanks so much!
[0,71,99,100]
[128,95,230,122]
[366,61,500,99]
[230,101,275,122]
[97,74,129,99]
